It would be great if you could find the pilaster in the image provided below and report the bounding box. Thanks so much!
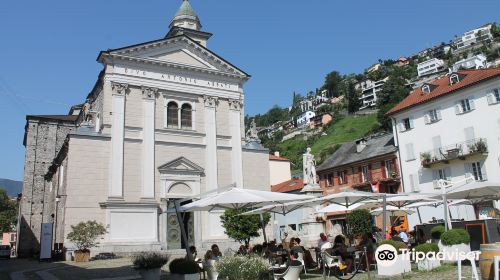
[142,86,158,199]
[109,82,128,198]
[204,95,218,191]
[228,99,244,187]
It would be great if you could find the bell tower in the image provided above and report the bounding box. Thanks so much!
[166,0,212,47]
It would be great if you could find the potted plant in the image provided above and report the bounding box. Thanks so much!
[420,152,432,167]
[376,240,411,276]
[438,229,471,263]
[132,252,168,280]
[474,139,488,154]
[66,220,106,262]
[430,225,445,242]
[414,243,440,271]
[169,258,200,280]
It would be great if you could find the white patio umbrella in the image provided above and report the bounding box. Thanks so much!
[312,190,385,207]
[239,199,317,216]
[316,202,378,213]
[180,187,315,212]
[370,206,415,216]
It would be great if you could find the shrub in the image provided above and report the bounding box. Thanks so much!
[378,240,408,254]
[132,252,168,269]
[346,209,373,237]
[217,256,269,280]
[169,258,200,274]
[66,220,107,251]
[414,243,439,254]
[441,229,470,246]
[431,225,445,240]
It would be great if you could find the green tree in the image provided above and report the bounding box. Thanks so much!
[67,220,107,251]
[376,74,411,130]
[346,209,373,237]
[220,208,270,246]
[322,71,345,97]
[0,189,17,233]
[346,80,361,114]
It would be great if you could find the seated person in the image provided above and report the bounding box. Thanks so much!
[318,233,332,251]
[273,251,303,275]
[289,239,304,255]
[355,233,376,270]
[211,244,222,260]
[186,245,200,262]
[236,244,248,256]
[391,229,403,242]
[399,228,409,243]
[326,235,353,272]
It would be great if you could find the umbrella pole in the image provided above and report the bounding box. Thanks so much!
[416,207,422,224]
[174,199,193,261]
[383,194,387,239]
[259,213,268,244]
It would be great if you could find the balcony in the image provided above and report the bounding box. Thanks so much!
[420,138,488,168]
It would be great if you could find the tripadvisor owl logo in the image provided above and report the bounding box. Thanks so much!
[375,244,398,267]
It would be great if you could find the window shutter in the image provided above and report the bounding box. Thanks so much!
[445,167,452,179]
[436,109,442,120]
[424,114,430,124]
[397,122,404,132]
[480,161,487,181]
[487,93,495,105]
[406,143,415,161]
[409,117,415,129]
[455,102,462,114]
[409,174,419,192]
[432,170,439,189]
[469,97,475,110]
[368,164,372,181]
[464,163,473,180]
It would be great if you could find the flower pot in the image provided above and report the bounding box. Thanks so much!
[139,268,161,280]
[74,250,90,262]
[377,253,411,276]
[438,241,471,264]
[417,259,441,271]
[170,273,199,280]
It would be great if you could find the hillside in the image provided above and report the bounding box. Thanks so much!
[0,178,22,197]
[276,113,378,172]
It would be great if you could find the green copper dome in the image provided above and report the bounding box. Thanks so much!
[174,0,198,19]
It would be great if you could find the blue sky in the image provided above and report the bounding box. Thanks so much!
[0,0,498,181]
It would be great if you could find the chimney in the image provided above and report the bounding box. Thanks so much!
[356,139,367,153]
[274,151,280,157]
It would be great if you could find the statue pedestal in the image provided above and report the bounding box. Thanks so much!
[301,184,323,196]
[297,184,325,248]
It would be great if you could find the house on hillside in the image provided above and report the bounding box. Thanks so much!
[394,57,410,67]
[296,111,316,127]
[316,133,401,232]
[309,113,333,129]
[367,63,381,73]
[355,78,388,110]
[387,68,500,231]
[452,54,487,72]
[417,58,446,77]
[453,24,494,51]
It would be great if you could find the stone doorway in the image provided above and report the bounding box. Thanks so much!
[166,200,194,250]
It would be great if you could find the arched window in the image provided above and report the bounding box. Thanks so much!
[181,103,192,129]
[421,84,431,94]
[450,74,460,85]
[167,101,178,128]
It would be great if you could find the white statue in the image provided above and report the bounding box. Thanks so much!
[246,118,259,139]
[303,147,317,185]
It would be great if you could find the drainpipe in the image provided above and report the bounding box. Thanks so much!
[392,117,406,193]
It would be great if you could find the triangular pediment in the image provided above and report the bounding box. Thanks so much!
[99,35,249,78]
[158,156,204,175]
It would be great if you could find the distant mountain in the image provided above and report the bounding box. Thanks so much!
[0,178,22,197]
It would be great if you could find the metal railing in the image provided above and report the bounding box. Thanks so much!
[420,138,488,166]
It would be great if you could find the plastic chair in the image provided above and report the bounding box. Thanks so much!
[322,252,343,279]
[273,265,303,280]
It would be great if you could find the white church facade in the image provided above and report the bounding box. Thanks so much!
[20,0,270,257]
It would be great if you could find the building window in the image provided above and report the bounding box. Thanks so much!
[361,166,369,182]
[467,161,487,181]
[425,109,441,124]
[167,101,179,128]
[399,117,414,132]
[180,103,192,129]
[487,89,500,105]
[385,160,394,178]
[450,74,460,85]
[422,85,431,93]
[409,173,420,192]
[405,143,415,161]
[328,173,334,186]
[338,171,347,185]
[456,98,475,114]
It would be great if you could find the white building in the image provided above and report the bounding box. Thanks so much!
[355,77,388,110]
[296,111,316,127]
[452,54,487,72]
[417,58,445,77]
[453,24,494,51]
[388,68,500,227]
[28,0,270,256]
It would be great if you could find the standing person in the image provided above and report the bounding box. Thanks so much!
[211,244,222,260]
[399,228,409,244]
[186,245,200,261]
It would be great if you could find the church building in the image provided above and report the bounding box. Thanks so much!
[18,0,269,257]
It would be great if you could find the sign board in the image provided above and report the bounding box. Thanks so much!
[40,223,53,260]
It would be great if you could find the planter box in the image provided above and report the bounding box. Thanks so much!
[74,250,90,262]
[417,259,441,271]
[438,241,471,263]
[170,273,199,280]
[377,253,411,277]
[139,268,161,280]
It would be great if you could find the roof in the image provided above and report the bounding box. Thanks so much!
[387,68,500,115]
[174,0,198,19]
[317,133,397,172]
[27,115,78,122]
[271,178,304,193]
[269,154,290,161]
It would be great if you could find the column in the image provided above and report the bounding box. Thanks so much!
[204,96,218,191]
[110,82,128,198]
[141,86,158,199]
[228,99,244,188]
